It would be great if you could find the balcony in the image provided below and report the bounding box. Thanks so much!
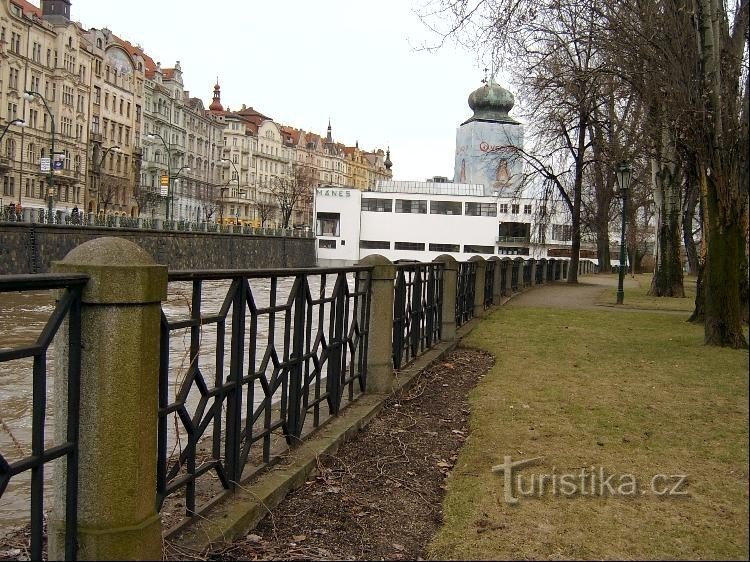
[497,236,531,244]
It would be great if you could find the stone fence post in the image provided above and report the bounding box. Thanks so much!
[489,257,502,305]
[503,259,513,296]
[469,255,486,318]
[530,260,538,287]
[50,237,166,560]
[359,254,396,394]
[433,254,458,341]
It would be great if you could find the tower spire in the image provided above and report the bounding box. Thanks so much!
[209,79,223,112]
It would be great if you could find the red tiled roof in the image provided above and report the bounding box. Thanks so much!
[12,0,42,18]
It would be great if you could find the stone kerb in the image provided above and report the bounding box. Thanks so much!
[468,255,487,318]
[50,237,166,561]
[358,254,397,394]
[433,254,458,341]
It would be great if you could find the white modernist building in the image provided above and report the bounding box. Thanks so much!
[314,79,593,265]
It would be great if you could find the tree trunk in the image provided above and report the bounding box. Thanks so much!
[704,180,747,347]
[596,230,611,272]
[648,135,685,297]
[688,260,706,323]
[682,164,700,275]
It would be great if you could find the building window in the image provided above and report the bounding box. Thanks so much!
[465,202,497,216]
[360,240,390,250]
[511,204,520,214]
[498,203,509,214]
[319,239,336,249]
[429,243,460,252]
[464,245,495,254]
[524,204,532,214]
[316,212,340,237]
[498,247,530,256]
[430,200,462,215]
[395,199,427,214]
[552,224,572,241]
[361,198,392,212]
[394,242,425,251]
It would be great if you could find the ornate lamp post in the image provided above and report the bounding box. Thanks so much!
[220,158,242,224]
[94,144,120,213]
[615,161,633,305]
[23,91,55,223]
[146,132,175,221]
[0,118,26,143]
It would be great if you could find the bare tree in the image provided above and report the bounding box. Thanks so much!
[253,200,276,228]
[268,164,316,229]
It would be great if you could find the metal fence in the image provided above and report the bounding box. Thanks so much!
[157,266,372,517]
[523,260,533,288]
[455,261,477,327]
[484,260,496,309]
[511,260,521,292]
[392,263,444,370]
[536,260,545,284]
[0,273,87,561]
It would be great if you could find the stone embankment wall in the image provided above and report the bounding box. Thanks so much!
[0,223,316,274]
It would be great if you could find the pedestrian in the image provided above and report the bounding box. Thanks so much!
[72,205,80,225]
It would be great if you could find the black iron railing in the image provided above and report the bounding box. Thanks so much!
[0,273,87,561]
[536,260,545,284]
[555,261,562,280]
[547,260,556,282]
[511,261,520,292]
[455,261,476,327]
[523,260,533,288]
[484,260,496,309]
[500,261,509,295]
[392,263,444,370]
[157,266,372,517]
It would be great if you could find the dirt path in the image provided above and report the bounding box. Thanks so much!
[171,349,495,561]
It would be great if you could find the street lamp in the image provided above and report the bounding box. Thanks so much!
[0,118,26,143]
[220,158,241,224]
[24,90,55,223]
[146,132,175,221]
[172,165,191,221]
[94,144,120,213]
[615,160,633,305]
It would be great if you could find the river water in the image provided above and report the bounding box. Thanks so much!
[0,273,362,534]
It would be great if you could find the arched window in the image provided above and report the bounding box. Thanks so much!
[97,38,102,49]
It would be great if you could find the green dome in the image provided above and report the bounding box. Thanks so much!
[463,79,519,125]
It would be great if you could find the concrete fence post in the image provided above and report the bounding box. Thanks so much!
[154,218,163,230]
[22,208,32,223]
[489,256,502,305]
[50,237,167,560]
[87,212,95,226]
[433,254,458,341]
[469,255,486,318]
[358,254,396,394]
[530,259,538,287]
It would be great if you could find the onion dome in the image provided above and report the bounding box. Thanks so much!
[462,78,519,125]
[385,148,392,170]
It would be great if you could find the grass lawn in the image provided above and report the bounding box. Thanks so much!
[429,303,749,560]
[597,273,697,312]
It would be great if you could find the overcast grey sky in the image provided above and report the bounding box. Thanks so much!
[66,0,503,181]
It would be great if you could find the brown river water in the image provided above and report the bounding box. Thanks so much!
[0,274,360,534]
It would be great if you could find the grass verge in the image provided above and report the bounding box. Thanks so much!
[597,273,697,312]
[429,305,749,560]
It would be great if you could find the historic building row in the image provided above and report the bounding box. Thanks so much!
[0,0,392,227]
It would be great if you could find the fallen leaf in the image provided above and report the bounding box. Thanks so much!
[246,534,262,543]
[292,534,307,542]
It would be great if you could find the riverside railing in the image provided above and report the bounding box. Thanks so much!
[0,273,86,561]
[0,240,574,560]
[0,209,313,238]
[391,262,444,370]
[455,261,477,327]
[158,266,372,518]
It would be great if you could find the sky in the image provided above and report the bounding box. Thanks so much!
[65,0,505,181]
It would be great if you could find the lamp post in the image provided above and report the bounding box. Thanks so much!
[94,144,120,213]
[615,160,633,305]
[220,158,241,224]
[0,118,26,143]
[172,165,191,222]
[146,133,174,221]
[24,91,55,223]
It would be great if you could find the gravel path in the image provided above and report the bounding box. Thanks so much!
[506,274,638,310]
